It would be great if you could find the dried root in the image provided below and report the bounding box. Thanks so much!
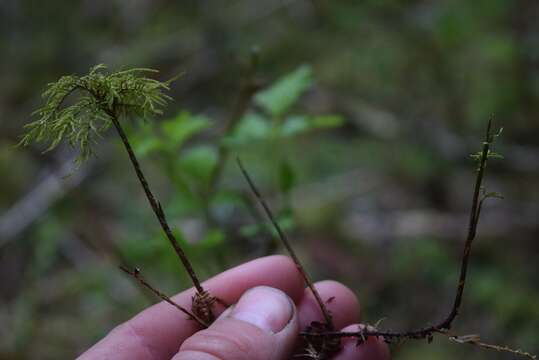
[192,289,217,324]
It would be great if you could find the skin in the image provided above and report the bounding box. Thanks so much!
[78,255,390,360]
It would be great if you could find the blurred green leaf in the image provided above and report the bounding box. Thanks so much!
[178,145,218,185]
[133,136,162,157]
[270,210,295,237]
[255,65,313,117]
[311,114,344,128]
[161,111,212,147]
[281,115,344,136]
[224,112,271,146]
[279,160,296,193]
[198,229,225,251]
[166,186,201,217]
[128,122,164,157]
[280,115,309,136]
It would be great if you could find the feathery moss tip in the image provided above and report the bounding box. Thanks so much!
[20,64,176,162]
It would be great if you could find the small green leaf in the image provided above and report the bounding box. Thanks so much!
[483,191,504,200]
[487,151,504,160]
[161,111,211,147]
[470,152,482,161]
[470,149,504,163]
[255,65,313,117]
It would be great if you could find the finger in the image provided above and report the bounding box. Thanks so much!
[333,324,390,360]
[297,280,361,331]
[173,286,298,360]
[78,255,304,360]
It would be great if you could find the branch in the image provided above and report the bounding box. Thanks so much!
[0,153,90,247]
[439,119,494,330]
[120,266,209,328]
[236,158,334,330]
[109,111,219,324]
[109,114,205,292]
[448,333,537,360]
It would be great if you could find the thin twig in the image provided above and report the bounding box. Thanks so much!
[120,266,209,328]
[109,114,205,295]
[447,333,536,360]
[236,158,334,329]
[439,118,493,329]
[463,341,536,360]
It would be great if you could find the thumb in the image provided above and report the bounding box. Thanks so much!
[173,286,298,360]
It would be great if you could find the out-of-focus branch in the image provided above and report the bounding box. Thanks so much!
[0,154,92,247]
[206,50,263,198]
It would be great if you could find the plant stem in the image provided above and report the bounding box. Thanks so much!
[110,114,205,295]
[302,120,496,340]
[120,266,209,328]
[447,332,537,360]
[439,118,493,329]
[237,158,334,329]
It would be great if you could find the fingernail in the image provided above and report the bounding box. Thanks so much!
[230,286,294,333]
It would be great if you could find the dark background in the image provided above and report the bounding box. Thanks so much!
[0,1,537,359]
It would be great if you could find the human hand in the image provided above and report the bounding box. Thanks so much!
[78,255,390,360]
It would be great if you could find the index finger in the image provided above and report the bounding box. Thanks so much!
[77,255,304,360]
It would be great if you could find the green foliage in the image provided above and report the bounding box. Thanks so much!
[226,65,343,146]
[224,112,271,145]
[130,65,343,222]
[19,64,174,162]
[130,110,219,204]
[254,64,313,117]
[278,160,296,193]
[470,126,504,168]
[178,145,218,187]
[4,3,538,358]
[470,150,504,162]
[122,65,343,254]
[280,115,344,137]
[130,111,211,157]
[161,112,211,147]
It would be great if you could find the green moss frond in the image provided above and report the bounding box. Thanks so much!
[20,64,175,162]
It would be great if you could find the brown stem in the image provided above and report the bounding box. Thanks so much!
[302,120,498,342]
[439,119,492,330]
[301,326,444,341]
[303,328,537,360]
[447,332,537,360]
[109,114,205,295]
[120,266,209,328]
[237,158,334,329]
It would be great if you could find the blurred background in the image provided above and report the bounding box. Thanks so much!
[0,1,537,359]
